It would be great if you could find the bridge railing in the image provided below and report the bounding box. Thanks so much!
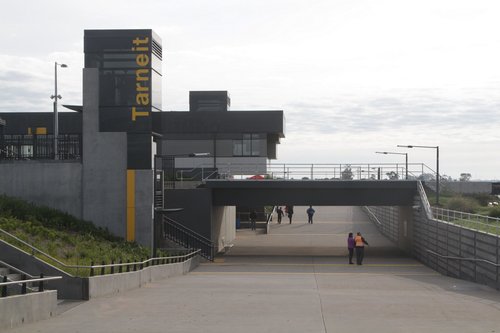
[195,162,436,181]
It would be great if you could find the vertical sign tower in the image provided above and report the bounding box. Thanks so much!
[83,30,162,245]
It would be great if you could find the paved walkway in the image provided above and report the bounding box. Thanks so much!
[6,207,500,332]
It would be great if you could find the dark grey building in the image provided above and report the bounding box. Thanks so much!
[0,29,285,252]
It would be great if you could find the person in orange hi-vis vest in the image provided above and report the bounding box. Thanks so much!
[354,232,369,265]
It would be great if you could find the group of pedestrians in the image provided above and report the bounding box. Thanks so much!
[347,232,369,265]
[276,206,295,224]
[276,205,316,224]
[273,206,370,265]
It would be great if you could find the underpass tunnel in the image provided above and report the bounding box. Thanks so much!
[211,204,415,258]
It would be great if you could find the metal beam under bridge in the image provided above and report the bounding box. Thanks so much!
[202,180,418,206]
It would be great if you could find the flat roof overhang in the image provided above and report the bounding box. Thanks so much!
[202,180,418,206]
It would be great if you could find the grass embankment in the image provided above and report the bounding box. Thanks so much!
[424,188,500,234]
[0,195,150,277]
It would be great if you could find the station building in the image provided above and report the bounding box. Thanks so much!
[0,29,285,254]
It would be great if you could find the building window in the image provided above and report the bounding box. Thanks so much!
[233,134,260,156]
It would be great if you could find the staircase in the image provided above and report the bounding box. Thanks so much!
[161,215,215,261]
[0,261,40,297]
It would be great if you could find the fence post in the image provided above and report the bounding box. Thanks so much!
[110,260,115,275]
[1,276,7,297]
[90,261,94,277]
[119,259,123,273]
[38,273,44,292]
[21,274,27,294]
[101,261,105,276]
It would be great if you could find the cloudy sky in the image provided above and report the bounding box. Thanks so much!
[1,0,499,179]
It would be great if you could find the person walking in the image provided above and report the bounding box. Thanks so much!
[286,205,294,224]
[354,232,369,265]
[306,206,315,224]
[249,210,257,231]
[276,206,283,224]
[347,232,355,264]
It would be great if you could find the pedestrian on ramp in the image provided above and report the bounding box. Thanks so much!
[306,206,315,224]
[347,232,355,264]
[354,232,369,265]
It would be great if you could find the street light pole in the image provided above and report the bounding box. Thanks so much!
[397,144,440,205]
[50,62,67,159]
[375,151,408,180]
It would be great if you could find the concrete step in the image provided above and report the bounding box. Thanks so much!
[6,273,22,281]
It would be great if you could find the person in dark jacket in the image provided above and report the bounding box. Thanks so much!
[249,210,257,231]
[286,205,294,224]
[306,206,315,224]
[347,233,355,264]
[276,206,283,224]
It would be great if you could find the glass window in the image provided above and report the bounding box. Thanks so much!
[233,134,260,157]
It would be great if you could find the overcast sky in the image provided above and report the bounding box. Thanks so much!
[1,0,499,180]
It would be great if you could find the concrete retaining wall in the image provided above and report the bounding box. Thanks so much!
[0,290,57,331]
[366,183,500,290]
[412,194,500,290]
[87,255,199,298]
[0,161,82,218]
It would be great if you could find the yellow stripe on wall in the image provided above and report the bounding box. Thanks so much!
[126,169,136,241]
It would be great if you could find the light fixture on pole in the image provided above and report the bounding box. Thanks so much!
[397,144,439,205]
[50,62,68,159]
[375,151,408,180]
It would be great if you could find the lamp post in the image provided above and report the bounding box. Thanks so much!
[375,151,408,180]
[397,144,439,205]
[50,62,68,159]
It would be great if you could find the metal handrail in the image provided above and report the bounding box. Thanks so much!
[426,249,500,267]
[363,206,382,226]
[162,216,214,260]
[0,276,62,287]
[0,260,35,279]
[417,180,433,219]
[266,206,276,234]
[0,227,200,271]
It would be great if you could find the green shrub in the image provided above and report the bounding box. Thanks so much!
[445,196,479,213]
[465,193,496,206]
[488,207,500,218]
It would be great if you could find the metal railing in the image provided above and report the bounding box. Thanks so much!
[417,181,433,219]
[426,249,500,267]
[266,206,276,234]
[0,227,201,276]
[363,206,382,226]
[431,207,500,236]
[162,215,215,261]
[190,162,438,181]
[1,275,62,297]
[0,134,82,160]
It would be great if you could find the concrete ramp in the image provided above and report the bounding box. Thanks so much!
[225,206,406,257]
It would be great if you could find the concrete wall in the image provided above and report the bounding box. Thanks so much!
[212,206,236,252]
[82,68,128,240]
[412,193,500,290]
[0,290,57,331]
[87,255,199,298]
[164,189,213,239]
[0,161,82,218]
[366,182,500,290]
